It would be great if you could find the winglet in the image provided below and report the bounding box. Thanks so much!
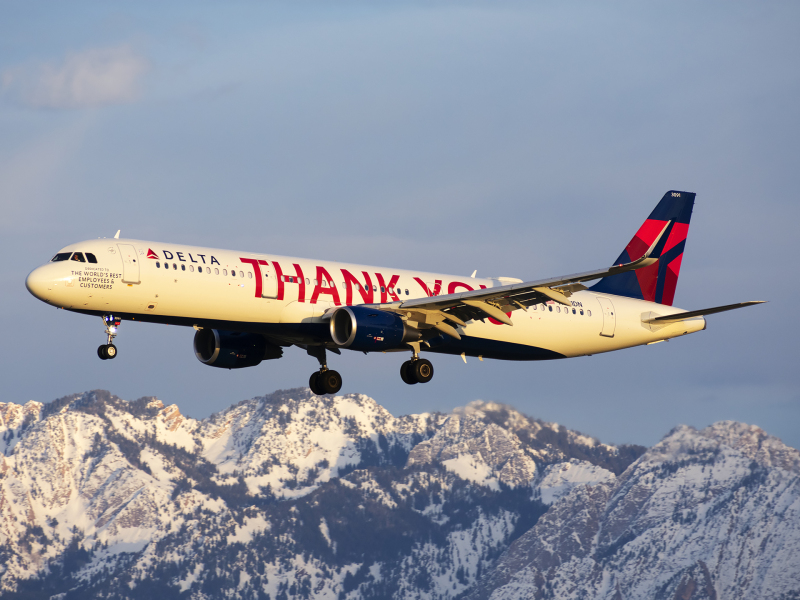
[642,220,671,260]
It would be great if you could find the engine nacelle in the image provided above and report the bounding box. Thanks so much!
[193,329,282,369]
[330,306,414,352]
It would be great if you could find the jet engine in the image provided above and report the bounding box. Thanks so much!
[330,306,418,352]
[193,329,282,369]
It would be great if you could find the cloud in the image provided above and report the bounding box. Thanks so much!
[2,45,149,109]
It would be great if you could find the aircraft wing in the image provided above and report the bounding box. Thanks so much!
[641,301,766,324]
[369,222,672,339]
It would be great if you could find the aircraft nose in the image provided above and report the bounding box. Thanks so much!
[26,266,51,301]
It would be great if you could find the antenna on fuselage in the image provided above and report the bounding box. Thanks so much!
[114,230,120,239]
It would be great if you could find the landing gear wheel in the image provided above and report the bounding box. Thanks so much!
[318,370,343,394]
[400,361,418,385]
[309,372,324,396]
[105,344,117,359]
[412,359,434,383]
[98,345,108,360]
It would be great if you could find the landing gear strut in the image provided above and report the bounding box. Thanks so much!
[400,345,434,385]
[97,314,120,360]
[307,346,342,395]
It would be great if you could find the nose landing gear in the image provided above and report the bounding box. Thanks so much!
[98,314,120,360]
[307,346,342,395]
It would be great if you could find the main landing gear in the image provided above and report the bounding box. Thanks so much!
[98,314,120,360]
[400,344,434,385]
[307,346,342,396]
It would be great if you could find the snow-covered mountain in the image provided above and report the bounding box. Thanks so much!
[0,389,797,600]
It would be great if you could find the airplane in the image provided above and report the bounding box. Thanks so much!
[25,191,763,395]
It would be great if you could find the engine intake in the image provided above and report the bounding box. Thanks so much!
[193,329,282,369]
[330,306,415,351]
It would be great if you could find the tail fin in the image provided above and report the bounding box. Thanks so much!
[589,190,695,306]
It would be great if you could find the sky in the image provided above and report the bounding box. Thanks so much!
[1,1,798,449]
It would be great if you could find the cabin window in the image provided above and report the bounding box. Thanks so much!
[223,269,228,276]
[189,265,194,272]
[181,264,186,271]
[381,286,385,293]
[388,288,394,294]
[173,263,177,270]
[51,252,72,262]
[580,309,584,315]
[572,308,576,314]
[215,268,219,275]
[71,252,85,263]
[86,253,98,263]
[364,284,369,291]
[587,310,592,317]
[322,280,327,287]
[373,285,377,292]
[405,289,409,295]
[249,272,253,279]
[232,270,236,277]
[206,267,211,274]
[556,306,560,313]
[239,271,244,278]
[305,278,310,285]
[548,306,552,312]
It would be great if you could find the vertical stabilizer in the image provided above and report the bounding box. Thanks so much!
[590,190,695,306]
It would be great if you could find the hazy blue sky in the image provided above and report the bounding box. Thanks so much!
[2,2,798,448]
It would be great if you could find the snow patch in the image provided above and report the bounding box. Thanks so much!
[442,454,500,491]
[537,460,615,505]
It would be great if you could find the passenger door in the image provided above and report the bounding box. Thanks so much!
[117,244,140,284]
[596,296,616,337]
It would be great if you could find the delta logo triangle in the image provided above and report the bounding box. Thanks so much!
[147,249,159,259]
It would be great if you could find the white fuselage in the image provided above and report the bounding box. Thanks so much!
[26,238,706,361]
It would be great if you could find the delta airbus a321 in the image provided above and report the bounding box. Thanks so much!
[26,191,763,395]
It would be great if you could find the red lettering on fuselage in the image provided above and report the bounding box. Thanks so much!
[376,274,400,303]
[310,266,341,305]
[448,281,473,294]
[342,270,374,305]
[291,264,305,303]
[414,278,442,297]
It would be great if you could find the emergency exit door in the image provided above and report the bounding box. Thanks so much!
[261,262,278,298]
[596,296,616,337]
[118,244,140,284]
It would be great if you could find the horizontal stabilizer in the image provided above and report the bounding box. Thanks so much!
[642,301,766,324]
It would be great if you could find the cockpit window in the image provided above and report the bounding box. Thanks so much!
[71,252,86,262]
[51,252,72,262]
[86,253,97,263]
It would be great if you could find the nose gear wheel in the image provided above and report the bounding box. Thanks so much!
[98,315,121,360]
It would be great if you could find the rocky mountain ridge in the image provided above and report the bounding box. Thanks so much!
[0,389,797,600]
